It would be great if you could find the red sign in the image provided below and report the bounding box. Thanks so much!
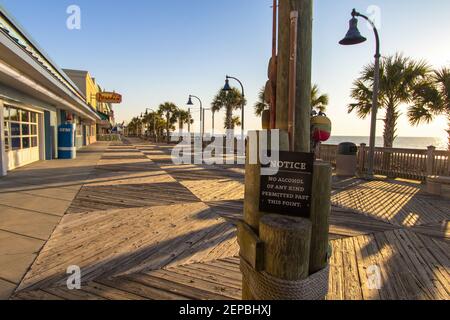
[96,92,122,104]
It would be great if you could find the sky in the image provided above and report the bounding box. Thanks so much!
[1,0,449,139]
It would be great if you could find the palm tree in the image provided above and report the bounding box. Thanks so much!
[143,111,165,138]
[211,87,246,130]
[254,84,329,117]
[158,102,179,143]
[177,109,194,133]
[254,87,269,116]
[311,84,329,113]
[126,117,142,136]
[408,67,450,149]
[230,116,241,130]
[349,53,431,148]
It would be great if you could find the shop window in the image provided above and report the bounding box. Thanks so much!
[3,106,9,120]
[76,121,82,136]
[20,109,29,122]
[4,122,9,152]
[4,105,39,151]
[11,137,20,150]
[22,124,30,135]
[11,123,20,136]
[31,137,38,148]
[30,112,37,124]
[22,137,30,149]
[9,108,18,121]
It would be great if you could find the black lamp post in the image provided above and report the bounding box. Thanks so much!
[223,75,245,141]
[139,112,144,137]
[340,8,380,178]
[187,95,203,141]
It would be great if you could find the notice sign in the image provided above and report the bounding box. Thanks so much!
[259,151,314,218]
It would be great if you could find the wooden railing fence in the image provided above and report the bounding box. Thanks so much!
[318,143,449,182]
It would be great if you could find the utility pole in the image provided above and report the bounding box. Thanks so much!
[239,0,331,300]
[188,108,191,134]
[275,0,290,131]
[292,0,312,153]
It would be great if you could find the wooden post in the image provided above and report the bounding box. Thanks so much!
[241,130,289,300]
[238,222,265,300]
[359,143,367,174]
[260,214,312,280]
[275,0,290,131]
[447,149,450,176]
[288,10,298,150]
[292,0,313,153]
[244,130,289,231]
[240,0,330,301]
[0,102,5,176]
[427,145,436,177]
[309,161,332,274]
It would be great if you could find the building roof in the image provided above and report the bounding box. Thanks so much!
[0,5,100,121]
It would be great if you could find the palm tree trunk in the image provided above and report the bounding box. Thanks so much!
[383,104,399,148]
[166,112,170,144]
[225,106,233,130]
[447,115,450,151]
[383,104,399,177]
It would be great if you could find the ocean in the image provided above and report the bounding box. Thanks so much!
[179,132,448,151]
[326,136,448,151]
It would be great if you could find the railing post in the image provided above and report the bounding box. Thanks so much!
[359,143,367,174]
[315,142,321,160]
[427,146,436,177]
[447,150,450,176]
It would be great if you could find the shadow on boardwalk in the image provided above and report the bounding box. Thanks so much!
[10,139,450,300]
[329,178,449,299]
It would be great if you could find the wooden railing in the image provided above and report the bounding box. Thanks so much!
[318,143,449,182]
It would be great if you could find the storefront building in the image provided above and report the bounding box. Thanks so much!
[0,6,100,176]
[63,70,115,144]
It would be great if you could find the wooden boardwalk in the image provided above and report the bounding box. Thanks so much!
[11,139,449,300]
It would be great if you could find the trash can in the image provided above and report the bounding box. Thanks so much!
[58,123,76,159]
[336,142,357,177]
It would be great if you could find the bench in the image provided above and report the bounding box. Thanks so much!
[427,176,450,199]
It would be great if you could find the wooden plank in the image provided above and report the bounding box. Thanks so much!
[237,222,264,271]
[372,232,410,299]
[341,237,363,300]
[405,232,449,297]
[383,230,435,299]
[124,273,231,300]
[82,282,148,300]
[352,236,380,300]
[97,277,189,300]
[327,239,344,300]
[14,290,64,300]
[172,265,242,290]
[149,269,241,300]
[42,287,106,300]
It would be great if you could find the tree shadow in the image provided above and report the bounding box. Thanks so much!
[17,211,238,293]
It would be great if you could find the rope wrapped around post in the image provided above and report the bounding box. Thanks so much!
[240,256,330,300]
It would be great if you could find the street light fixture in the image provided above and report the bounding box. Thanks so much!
[187,94,203,140]
[339,8,381,178]
[223,75,245,141]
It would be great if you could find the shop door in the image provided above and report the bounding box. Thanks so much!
[4,105,40,170]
